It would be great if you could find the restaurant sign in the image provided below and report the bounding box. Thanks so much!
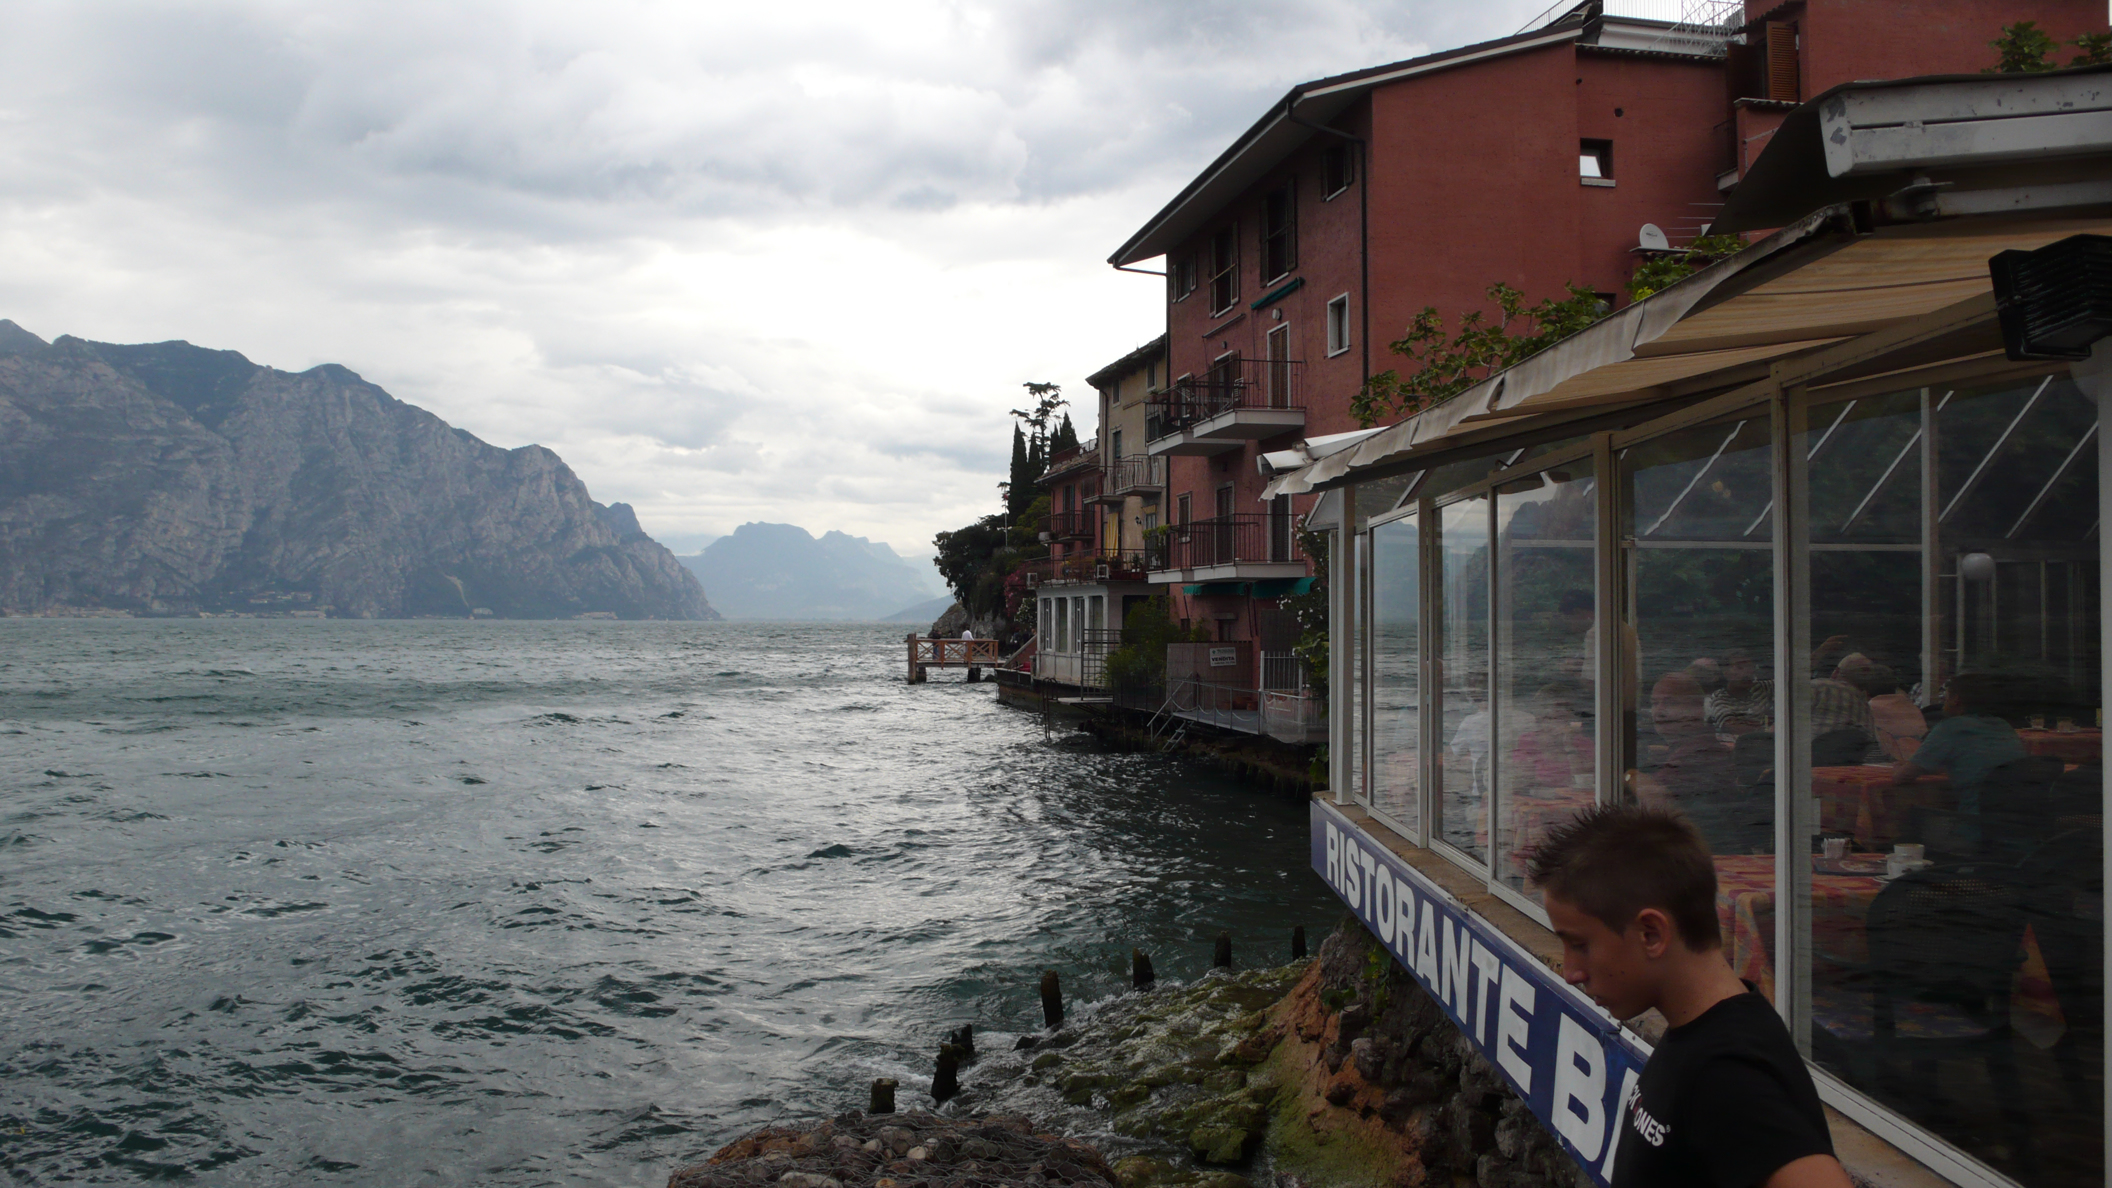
[1311,801,1649,1187]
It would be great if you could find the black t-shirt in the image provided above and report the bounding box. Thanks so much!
[1613,990,1834,1188]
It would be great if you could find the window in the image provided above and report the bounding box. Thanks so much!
[1580,139,1614,183]
[1208,225,1238,315]
[1797,376,2101,1184]
[1171,255,1197,301]
[1326,294,1351,357]
[1323,143,1354,198]
[1110,429,1123,460]
[1491,461,1598,902]
[1262,185,1296,282]
[1368,511,1421,837]
[1437,494,1494,864]
[1146,359,1158,392]
[1177,492,1190,527]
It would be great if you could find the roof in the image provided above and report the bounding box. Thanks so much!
[1038,446,1101,484]
[1084,334,1168,390]
[1108,7,1718,267]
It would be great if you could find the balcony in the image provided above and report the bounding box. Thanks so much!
[1146,358,1305,457]
[1091,454,1165,503]
[1046,510,1097,542]
[1147,514,1309,584]
[1018,550,1152,588]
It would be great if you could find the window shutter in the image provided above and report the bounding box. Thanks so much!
[1765,22,1799,103]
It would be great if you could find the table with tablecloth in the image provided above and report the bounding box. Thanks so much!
[1714,854,1887,1003]
[1811,765,1953,850]
[1711,853,2067,1043]
[2018,727,2101,764]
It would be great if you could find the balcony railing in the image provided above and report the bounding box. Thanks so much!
[1018,550,1152,586]
[1148,357,1304,438]
[1155,514,1296,571]
[1104,454,1166,496]
[1047,510,1097,541]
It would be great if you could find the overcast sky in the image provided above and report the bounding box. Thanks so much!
[0,0,1656,556]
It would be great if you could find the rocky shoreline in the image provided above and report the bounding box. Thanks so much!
[673,918,1586,1188]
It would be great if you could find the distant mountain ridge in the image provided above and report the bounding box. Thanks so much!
[681,522,944,620]
[0,320,716,620]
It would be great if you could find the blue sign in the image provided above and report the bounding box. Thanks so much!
[1311,801,1649,1186]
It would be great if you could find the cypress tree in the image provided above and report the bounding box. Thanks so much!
[1052,413,1079,455]
[1006,425,1032,516]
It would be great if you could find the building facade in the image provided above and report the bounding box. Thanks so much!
[1105,0,2106,731]
[1269,67,2112,1188]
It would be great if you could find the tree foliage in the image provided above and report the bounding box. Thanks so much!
[1350,282,1608,427]
[1982,21,2110,71]
[1050,413,1080,455]
[1285,528,1330,694]
[932,515,1009,607]
[1627,233,1749,301]
[1986,20,2059,72]
[1104,595,1205,689]
[1003,425,1033,517]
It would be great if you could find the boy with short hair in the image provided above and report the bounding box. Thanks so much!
[1527,806,1850,1188]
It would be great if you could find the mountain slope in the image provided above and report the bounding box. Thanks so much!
[681,522,944,620]
[0,321,717,620]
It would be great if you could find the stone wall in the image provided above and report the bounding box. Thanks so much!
[1274,918,1591,1188]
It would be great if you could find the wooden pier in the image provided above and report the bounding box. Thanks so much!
[906,634,1001,683]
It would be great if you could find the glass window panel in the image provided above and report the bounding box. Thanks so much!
[1439,496,1492,862]
[1804,377,2102,1187]
[1371,513,1421,836]
[1493,460,1598,899]
[1621,411,1777,993]
[1355,473,1417,528]
[1349,529,1367,806]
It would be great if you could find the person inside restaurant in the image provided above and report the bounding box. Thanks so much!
[1890,672,2027,840]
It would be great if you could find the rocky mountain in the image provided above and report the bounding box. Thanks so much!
[680,522,944,620]
[0,321,717,620]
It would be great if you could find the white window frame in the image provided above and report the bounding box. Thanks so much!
[1326,293,1352,357]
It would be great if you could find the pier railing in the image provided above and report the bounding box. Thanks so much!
[906,634,1002,683]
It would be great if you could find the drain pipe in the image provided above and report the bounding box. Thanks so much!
[1283,92,1370,392]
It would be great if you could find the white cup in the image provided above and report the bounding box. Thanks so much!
[1823,838,1847,860]
[1894,842,1924,861]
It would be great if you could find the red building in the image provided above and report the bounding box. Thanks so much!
[1104,0,2105,713]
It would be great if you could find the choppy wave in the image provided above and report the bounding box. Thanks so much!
[0,619,1335,1185]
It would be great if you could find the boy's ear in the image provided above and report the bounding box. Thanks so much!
[1631,907,1675,959]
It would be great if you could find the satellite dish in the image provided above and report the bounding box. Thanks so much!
[1638,223,1670,251]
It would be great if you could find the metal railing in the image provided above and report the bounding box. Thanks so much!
[1261,651,1310,694]
[1148,357,1304,437]
[1104,454,1165,496]
[1156,514,1289,571]
[1019,550,1151,585]
[1046,510,1097,541]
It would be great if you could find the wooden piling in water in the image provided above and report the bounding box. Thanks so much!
[949,1023,976,1062]
[1213,933,1232,968]
[1132,948,1155,990]
[932,1043,962,1103]
[1039,971,1063,1029]
[1292,925,1307,959]
[870,1077,897,1114]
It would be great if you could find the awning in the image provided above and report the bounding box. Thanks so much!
[1262,211,2112,498]
[1250,577,1317,598]
[1179,577,1316,598]
[1182,582,1251,596]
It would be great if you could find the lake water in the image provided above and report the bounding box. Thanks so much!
[0,620,1336,1186]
